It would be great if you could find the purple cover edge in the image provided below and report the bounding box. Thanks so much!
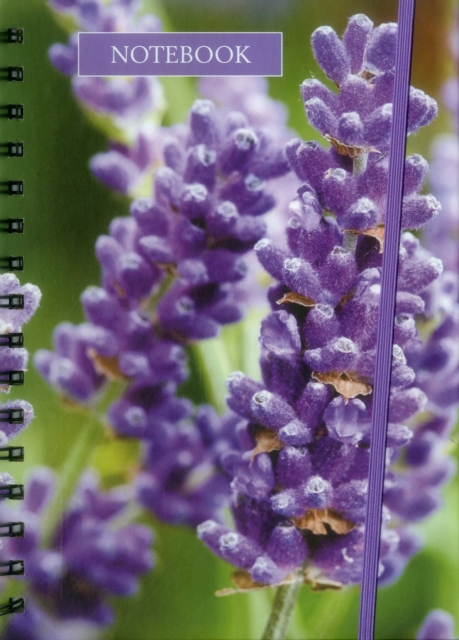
[358,1,416,639]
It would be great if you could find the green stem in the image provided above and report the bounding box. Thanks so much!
[41,413,105,547]
[261,581,303,640]
[149,273,175,310]
[142,0,196,125]
[192,339,234,413]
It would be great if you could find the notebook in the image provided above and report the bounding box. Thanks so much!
[0,0,457,639]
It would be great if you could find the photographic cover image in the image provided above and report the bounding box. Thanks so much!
[0,1,457,638]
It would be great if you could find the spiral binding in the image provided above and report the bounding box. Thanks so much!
[0,219,24,233]
[0,332,23,348]
[0,448,24,462]
[0,256,24,270]
[0,25,26,619]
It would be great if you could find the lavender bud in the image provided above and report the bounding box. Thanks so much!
[368,62,393,100]
[250,556,287,585]
[303,305,340,349]
[48,42,77,76]
[337,112,365,147]
[363,103,392,148]
[180,183,210,220]
[322,168,355,215]
[270,489,304,517]
[184,144,217,191]
[154,167,183,209]
[254,239,288,281]
[218,531,265,570]
[226,372,263,419]
[282,257,322,301]
[278,419,313,446]
[416,610,456,640]
[300,79,339,110]
[259,311,301,364]
[311,26,350,85]
[130,198,169,237]
[90,151,140,194]
[219,128,259,174]
[302,475,332,509]
[339,76,373,118]
[320,246,359,301]
[232,452,276,499]
[304,98,338,138]
[408,88,438,134]
[251,390,297,431]
[163,137,186,173]
[189,100,219,146]
[365,23,397,73]
[339,197,378,231]
[404,154,429,195]
[138,235,173,264]
[266,523,308,571]
[389,388,427,423]
[402,194,442,229]
[398,256,443,293]
[343,14,374,74]
[324,396,369,444]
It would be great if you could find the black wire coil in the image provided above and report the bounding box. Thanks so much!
[0,25,26,618]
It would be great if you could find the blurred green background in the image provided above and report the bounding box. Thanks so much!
[0,0,457,638]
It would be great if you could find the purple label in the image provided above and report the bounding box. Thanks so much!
[78,32,282,77]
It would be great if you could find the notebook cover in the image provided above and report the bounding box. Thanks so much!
[0,1,457,639]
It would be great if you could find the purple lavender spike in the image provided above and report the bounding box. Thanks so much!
[0,468,154,635]
[343,14,374,74]
[198,13,456,618]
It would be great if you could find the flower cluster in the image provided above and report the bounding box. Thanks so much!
[0,274,41,445]
[90,72,298,201]
[49,0,162,127]
[198,15,457,590]
[48,0,299,203]
[88,77,294,199]
[48,0,165,196]
[199,77,291,144]
[0,468,154,638]
[48,1,298,203]
[35,99,290,526]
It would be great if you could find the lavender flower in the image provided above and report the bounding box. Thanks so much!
[416,610,456,640]
[48,0,165,196]
[198,15,457,591]
[425,14,459,273]
[0,467,154,638]
[426,135,459,273]
[35,99,290,526]
[303,17,436,156]
[89,125,164,195]
[199,77,291,144]
[199,75,301,232]
[89,76,296,197]
[48,0,163,126]
[386,11,459,548]
[0,274,41,443]
[48,0,299,201]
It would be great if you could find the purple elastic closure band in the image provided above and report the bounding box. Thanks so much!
[358,1,416,639]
